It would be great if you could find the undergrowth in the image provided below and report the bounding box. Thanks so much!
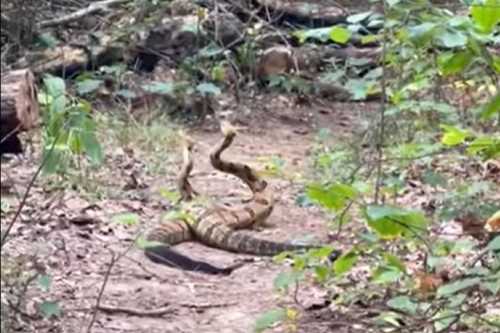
[256,1,499,332]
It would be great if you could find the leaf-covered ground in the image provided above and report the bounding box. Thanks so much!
[1,96,369,333]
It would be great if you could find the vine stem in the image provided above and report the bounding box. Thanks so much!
[374,0,388,204]
[1,129,62,248]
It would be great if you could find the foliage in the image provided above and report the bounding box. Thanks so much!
[40,75,104,176]
[37,275,61,319]
[259,1,500,332]
[293,11,385,99]
[111,213,140,226]
[266,75,314,95]
[1,256,61,331]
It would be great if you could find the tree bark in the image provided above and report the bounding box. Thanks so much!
[1,69,39,154]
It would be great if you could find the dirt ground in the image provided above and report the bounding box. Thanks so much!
[1,97,376,333]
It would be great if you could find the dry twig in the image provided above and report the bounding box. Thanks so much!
[38,0,130,28]
[96,304,174,317]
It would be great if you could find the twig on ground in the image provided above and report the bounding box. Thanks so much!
[86,249,117,333]
[86,238,138,333]
[95,300,236,317]
[0,124,21,145]
[178,301,237,309]
[124,255,165,281]
[96,304,174,317]
[1,127,62,249]
[38,0,130,28]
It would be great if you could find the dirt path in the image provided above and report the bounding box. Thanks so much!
[1,99,366,333]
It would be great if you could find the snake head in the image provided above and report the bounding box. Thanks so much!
[178,130,195,150]
[220,120,237,138]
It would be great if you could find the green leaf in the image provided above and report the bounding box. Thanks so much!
[347,12,372,24]
[372,266,402,284]
[361,34,381,44]
[307,246,335,259]
[295,193,313,207]
[437,30,467,48]
[364,67,383,80]
[438,51,472,76]
[211,66,225,82]
[329,26,351,44]
[293,27,332,43]
[135,236,163,249]
[386,0,401,6]
[43,75,66,114]
[365,205,428,239]
[422,170,447,187]
[487,236,500,251]
[142,82,175,95]
[158,188,181,203]
[345,79,371,100]
[348,57,374,67]
[42,145,67,175]
[254,308,286,333]
[384,254,407,273]
[451,239,477,254]
[38,91,53,106]
[482,279,500,295]
[81,130,103,165]
[448,293,467,307]
[387,296,418,315]
[359,231,379,243]
[273,271,303,292]
[437,278,481,297]
[377,311,404,328]
[320,70,345,83]
[162,210,196,224]
[115,89,137,99]
[307,183,357,212]
[75,79,102,95]
[433,309,459,332]
[1,199,10,213]
[196,82,221,96]
[449,16,472,28]
[35,33,59,48]
[408,23,437,45]
[440,125,470,146]
[427,256,448,270]
[367,19,384,29]
[467,136,500,159]
[334,251,358,276]
[111,213,139,226]
[293,255,306,271]
[68,128,83,155]
[43,75,65,98]
[471,0,500,33]
[493,55,500,73]
[38,275,52,292]
[39,301,61,318]
[314,265,330,282]
[480,93,500,119]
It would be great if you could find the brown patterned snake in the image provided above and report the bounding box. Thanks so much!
[144,122,341,274]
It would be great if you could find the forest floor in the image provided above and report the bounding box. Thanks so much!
[1,95,376,333]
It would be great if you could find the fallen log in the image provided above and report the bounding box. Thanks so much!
[1,69,40,154]
[19,43,126,78]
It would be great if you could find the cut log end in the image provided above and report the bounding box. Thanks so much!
[1,69,39,155]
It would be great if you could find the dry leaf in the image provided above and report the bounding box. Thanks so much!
[456,212,486,240]
[485,210,500,233]
[415,271,444,295]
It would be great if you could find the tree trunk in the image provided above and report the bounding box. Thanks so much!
[1,69,39,154]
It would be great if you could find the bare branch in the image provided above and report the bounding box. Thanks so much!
[38,0,131,28]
